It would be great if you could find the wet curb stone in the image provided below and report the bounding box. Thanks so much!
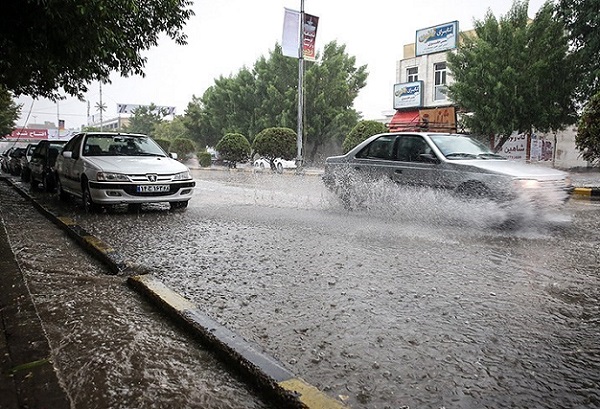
[0,175,347,409]
[572,187,600,200]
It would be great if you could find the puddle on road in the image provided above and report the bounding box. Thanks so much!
[0,182,273,409]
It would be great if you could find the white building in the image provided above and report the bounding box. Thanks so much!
[390,21,589,169]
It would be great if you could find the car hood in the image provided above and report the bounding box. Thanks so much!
[85,156,189,174]
[455,159,568,180]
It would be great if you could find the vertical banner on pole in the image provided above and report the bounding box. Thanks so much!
[282,8,319,60]
[303,14,319,61]
[282,8,300,58]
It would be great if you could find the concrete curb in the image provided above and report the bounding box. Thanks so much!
[128,275,347,409]
[572,187,600,200]
[0,175,348,409]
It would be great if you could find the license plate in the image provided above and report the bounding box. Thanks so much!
[137,184,170,193]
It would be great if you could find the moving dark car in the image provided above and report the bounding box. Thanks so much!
[29,140,69,192]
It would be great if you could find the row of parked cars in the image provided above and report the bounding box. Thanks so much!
[1,132,195,212]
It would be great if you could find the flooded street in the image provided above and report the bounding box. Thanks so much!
[5,168,600,408]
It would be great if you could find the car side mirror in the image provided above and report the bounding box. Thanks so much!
[169,152,178,160]
[62,151,73,159]
[418,153,440,163]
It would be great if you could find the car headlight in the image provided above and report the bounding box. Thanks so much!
[173,170,191,180]
[513,179,540,189]
[96,172,130,182]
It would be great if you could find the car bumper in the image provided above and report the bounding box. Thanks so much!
[88,180,195,204]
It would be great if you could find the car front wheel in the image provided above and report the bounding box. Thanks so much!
[82,182,101,213]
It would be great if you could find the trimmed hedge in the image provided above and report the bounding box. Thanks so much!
[342,120,388,153]
[252,127,296,160]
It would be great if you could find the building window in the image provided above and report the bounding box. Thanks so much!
[407,67,418,83]
[434,62,447,101]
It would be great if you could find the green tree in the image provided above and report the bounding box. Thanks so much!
[154,116,191,141]
[575,91,600,164]
[342,120,388,153]
[169,137,196,160]
[124,104,167,136]
[304,42,367,161]
[0,0,193,99]
[0,86,21,137]
[447,0,576,150]
[215,133,251,167]
[557,0,600,104]
[184,41,367,162]
[252,127,296,168]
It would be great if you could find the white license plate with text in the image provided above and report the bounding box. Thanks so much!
[137,185,170,193]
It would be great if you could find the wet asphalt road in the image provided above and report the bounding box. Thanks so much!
[7,168,600,408]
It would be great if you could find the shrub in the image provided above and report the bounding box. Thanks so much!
[153,138,171,154]
[197,151,212,167]
[342,120,388,153]
[169,137,197,160]
[215,133,251,167]
[252,127,296,161]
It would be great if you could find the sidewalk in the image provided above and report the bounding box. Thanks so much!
[0,220,70,408]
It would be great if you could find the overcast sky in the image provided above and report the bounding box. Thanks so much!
[16,0,548,128]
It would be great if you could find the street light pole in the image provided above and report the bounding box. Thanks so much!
[296,0,304,169]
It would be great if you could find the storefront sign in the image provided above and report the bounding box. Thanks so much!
[7,128,49,139]
[416,21,458,56]
[393,81,423,109]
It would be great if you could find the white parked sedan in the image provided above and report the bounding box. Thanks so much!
[55,132,195,212]
[253,157,296,173]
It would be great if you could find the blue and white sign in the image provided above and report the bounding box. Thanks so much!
[415,21,458,56]
[393,81,423,109]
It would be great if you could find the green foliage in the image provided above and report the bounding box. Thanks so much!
[81,126,102,132]
[197,151,212,167]
[0,86,21,136]
[124,104,167,136]
[342,120,388,153]
[252,127,296,161]
[183,41,366,161]
[153,138,171,154]
[169,137,196,160]
[0,0,194,99]
[557,0,600,103]
[447,1,576,149]
[215,133,251,165]
[576,91,600,163]
[153,116,190,141]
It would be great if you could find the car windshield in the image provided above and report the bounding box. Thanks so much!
[429,134,505,160]
[83,135,166,157]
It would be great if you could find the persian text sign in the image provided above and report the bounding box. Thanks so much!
[8,128,48,139]
[117,104,176,116]
[393,81,423,109]
[416,21,458,56]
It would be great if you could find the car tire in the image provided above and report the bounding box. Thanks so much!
[56,178,69,201]
[42,172,55,192]
[21,169,30,183]
[82,181,101,213]
[276,162,283,174]
[170,201,188,210]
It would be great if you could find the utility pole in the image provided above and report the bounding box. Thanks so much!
[296,0,304,169]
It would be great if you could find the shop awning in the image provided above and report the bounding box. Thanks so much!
[387,110,420,132]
